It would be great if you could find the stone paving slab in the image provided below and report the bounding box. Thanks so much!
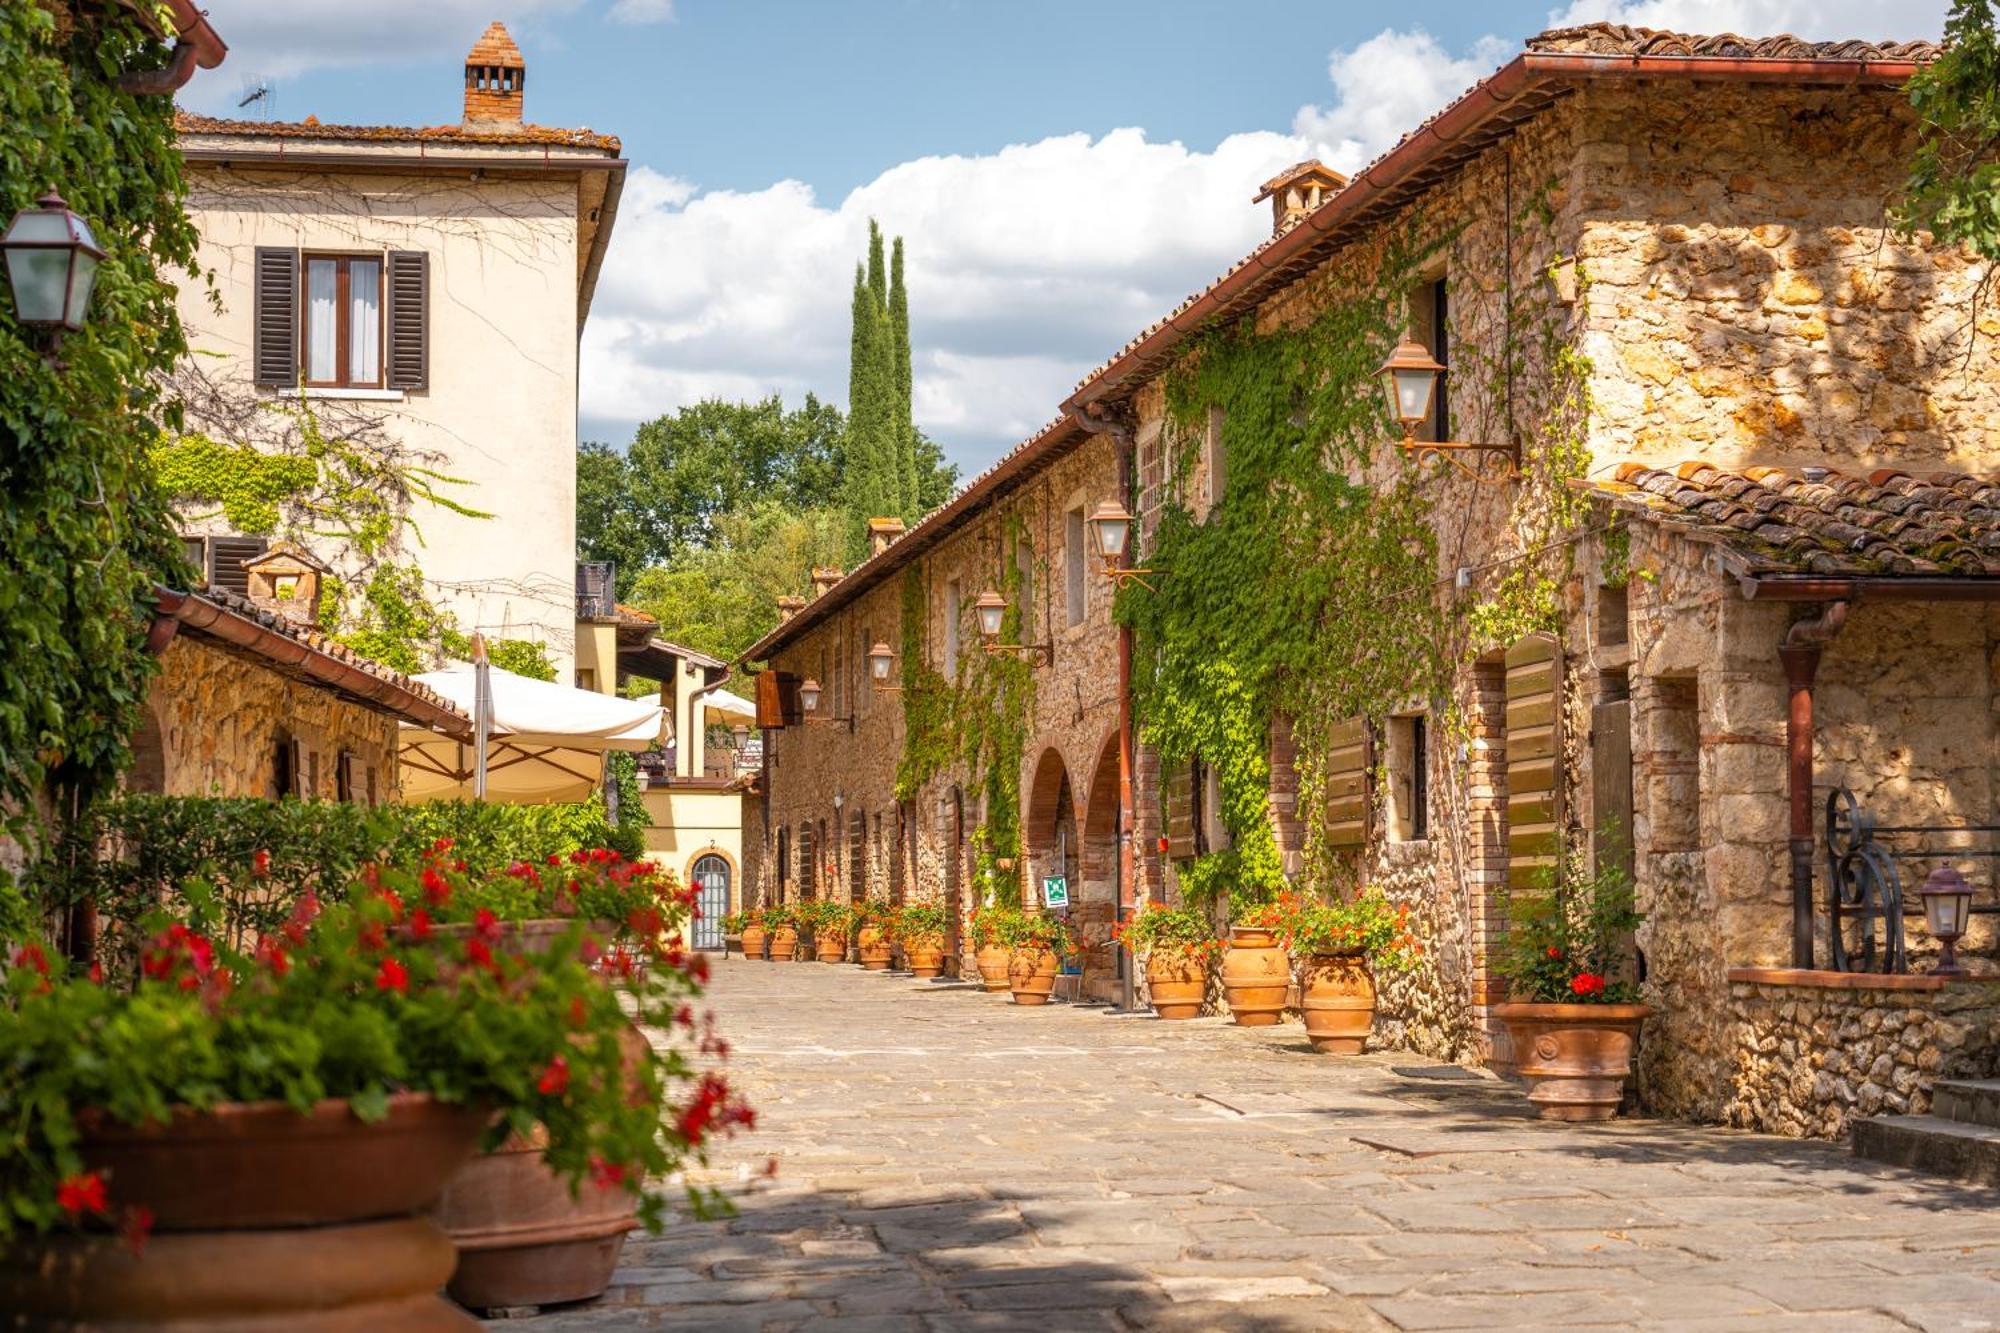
[500,959,2000,1331]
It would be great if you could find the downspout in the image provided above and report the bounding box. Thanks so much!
[1071,401,1139,1011]
[1779,600,1848,968]
[117,39,201,95]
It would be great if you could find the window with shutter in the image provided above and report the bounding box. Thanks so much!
[1164,756,1196,859]
[1505,633,1563,889]
[206,535,269,598]
[386,251,429,391]
[1324,717,1371,849]
[253,247,299,388]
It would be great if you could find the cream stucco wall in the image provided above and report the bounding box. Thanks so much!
[176,156,586,674]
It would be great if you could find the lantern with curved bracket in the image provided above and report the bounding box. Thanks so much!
[1086,500,1153,590]
[1377,336,1519,481]
[972,590,1052,667]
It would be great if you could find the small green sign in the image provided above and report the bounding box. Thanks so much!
[1042,876,1069,909]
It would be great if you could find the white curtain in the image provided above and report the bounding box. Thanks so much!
[305,259,337,382]
[349,258,381,384]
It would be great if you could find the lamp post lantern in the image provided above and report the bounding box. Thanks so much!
[1918,865,1975,976]
[2,192,104,336]
[970,589,1051,667]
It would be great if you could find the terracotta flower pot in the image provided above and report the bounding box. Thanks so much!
[905,938,946,978]
[1008,946,1059,1005]
[740,924,767,959]
[2,1094,488,1330]
[815,931,846,963]
[1493,1002,1651,1121]
[857,923,894,971]
[1220,926,1288,1027]
[770,926,801,960]
[433,1020,649,1312]
[1300,952,1376,1054]
[974,943,1012,992]
[1145,953,1205,1020]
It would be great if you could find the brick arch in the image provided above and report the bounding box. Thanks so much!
[1024,744,1076,910]
[1081,728,1121,907]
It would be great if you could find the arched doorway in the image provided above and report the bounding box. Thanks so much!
[1025,746,1076,913]
[690,852,731,951]
[1081,730,1126,1002]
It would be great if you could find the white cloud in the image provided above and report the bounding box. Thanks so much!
[607,0,676,22]
[581,129,1313,468]
[1545,0,1945,38]
[1292,30,1516,174]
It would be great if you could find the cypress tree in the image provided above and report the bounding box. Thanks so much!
[890,237,918,523]
[844,262,893,558]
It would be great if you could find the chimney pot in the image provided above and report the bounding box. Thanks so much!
[463,21,526,129]
[809,566,844,600]
[1253,160,1347,238]
[776,594,806,623]
[866,516,906,558]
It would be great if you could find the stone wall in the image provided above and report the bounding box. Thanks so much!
[1721,973,2000,1138]
[143,637,399,800]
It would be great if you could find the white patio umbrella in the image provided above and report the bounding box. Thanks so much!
[695,686,757,727]
[398,644,666,804]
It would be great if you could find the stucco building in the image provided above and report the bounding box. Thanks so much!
[170,22,624,676]
[747,23,2000,1137]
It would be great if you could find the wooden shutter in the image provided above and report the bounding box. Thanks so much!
[385,251,429,391]
[1324,717,1372,849]
[252,247,299,388]
[1164,756,1196,859]
[755,671,803,728]
[206,535,268,598]
[1505,634,1563,889]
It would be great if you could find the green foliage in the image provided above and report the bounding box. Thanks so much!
[151,433,316,534]
[0,857,738,1241]
[1124,208,1594,915]
[578,394,851,593]
[894,567,957,800]
[1113,901,1221,967]
[626,502,849,662]
[1497,850,1643,1004]
[1278,889,1421,972]
[0,5,200,839]
[487,637,557,683]
[893,900,949,943]
[1896,2,2000,265]
[984,908,1073,955]
[49,795,643,961]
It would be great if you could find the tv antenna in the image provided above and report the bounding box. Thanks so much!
[236,81,271,117]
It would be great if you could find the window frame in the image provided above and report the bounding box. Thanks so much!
[1064,506,1087,628]
[300,252,387,390]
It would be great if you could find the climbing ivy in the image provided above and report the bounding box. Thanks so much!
[0,3,199,843]
[1122,197,1594,912]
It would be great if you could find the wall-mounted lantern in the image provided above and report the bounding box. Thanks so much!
[1086,500,1153,589]
[972,589,1052,667]
[866,640,899,691]
[2,191,104,347]
[1376,336,1519,479]
[797,677,853,731]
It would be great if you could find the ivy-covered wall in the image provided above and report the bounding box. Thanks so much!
[0,5,196,848]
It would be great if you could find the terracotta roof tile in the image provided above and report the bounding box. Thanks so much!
[467,21,525,67]
[175,110,620,154]
[1578,463,2000,578]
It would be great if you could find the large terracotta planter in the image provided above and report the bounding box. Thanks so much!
[1145,954,1206,1020]
[815,931,846,963]
[741,923,768,960]
[1220,926,1289,1026]
[770,926,801,960]
[2,1094,487,1330]
[1300,952,1376,1054]
[904,938,946,979]
[857,923,893,971]
[433,1127,637,1311]
[1008,946,1059,1006]
[974,943,1012,992]
[1493,1002,1651,1121]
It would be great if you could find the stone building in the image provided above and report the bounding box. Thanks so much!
[170,21,624,675]
[139,584,470,800]
[746,24,2000,1136]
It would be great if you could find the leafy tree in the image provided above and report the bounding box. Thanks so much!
[890,237,919,521]
[578,395,848,594]
[1897,3,2000,270]
[625,504,849,662]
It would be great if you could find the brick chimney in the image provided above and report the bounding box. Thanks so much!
[1252,161,1347,237]
[809,566,843,600]
[776,594,806,623]
[867,517,906,559]
[463,21,525,129]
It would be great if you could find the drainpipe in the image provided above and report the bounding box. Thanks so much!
[1779,601,1848,968]
[116,1,229,95]
[1071,402,1139,1011]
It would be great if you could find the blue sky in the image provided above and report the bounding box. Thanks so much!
[191,0,1948,475]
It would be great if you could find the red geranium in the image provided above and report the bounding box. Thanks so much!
[1570,972,1606,997]
[55,1172,107,1217]
[537,1056,570,1096]
[375,958,409,994]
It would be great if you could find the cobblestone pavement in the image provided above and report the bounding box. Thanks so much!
[511,958,2000,1332]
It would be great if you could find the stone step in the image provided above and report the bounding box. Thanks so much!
[1932,1079,2000,1129]
[1852,1113,2000,1187]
